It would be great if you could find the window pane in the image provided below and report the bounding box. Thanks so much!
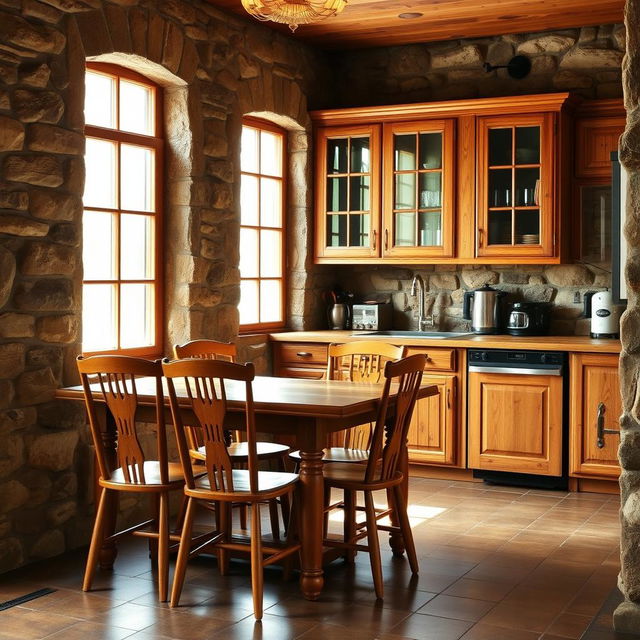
[84,71,115,129]
[84,138,117,208]
[241,126,259,173]
[241,174,259,226]
[350,137,370,173]
[419,173,442,208]
[419,211,443,246]
[489,128,512,166]
[327,177,347,212]
[260,130,282,177]
[395,134,416,171]
[419,132,442,169]
[395,212,416,247]
[83,284,117,352]
[260,230,282,277]
[121,144,154,212]
[349,176,370,211]
[120,283,154,348]
[119,79,153,135]
[260,280,281,323]
[395,173,415,210]
[327,139,348,174]
[240,228,259,278]
[83,210,116,280]
[260,177,282,227]
[327,214,347,247]
[239,279,259,325]
[121,214,154,279]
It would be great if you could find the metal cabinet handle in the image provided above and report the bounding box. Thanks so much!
[446,388,451,409]
[478,228,484,248]
[296,351,312,358]
[372,229,377,251]
[384,229,389,251]
[596,402,621,449]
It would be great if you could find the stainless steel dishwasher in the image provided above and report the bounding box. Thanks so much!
[467,349,568,489]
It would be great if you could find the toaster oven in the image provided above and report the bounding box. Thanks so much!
[352,303,393,331]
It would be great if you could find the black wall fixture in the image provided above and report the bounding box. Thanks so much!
[483,55,532,79]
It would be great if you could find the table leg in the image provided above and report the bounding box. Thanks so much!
[97,405,119,570]
[387,424,409,557]
[298,426,325,600]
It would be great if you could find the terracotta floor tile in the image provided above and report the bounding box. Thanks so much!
[389,613,474,640]
[460,622,541,639]
[479,596,563,633]
[0,608,80,640]
[443,578,515,602]
[544,612,593,638]
[416,594,495,622]
[36,620,135,640]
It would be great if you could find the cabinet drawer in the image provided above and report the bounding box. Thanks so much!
[275,343,328,366]
[276,366,325,380]
[405,347,456,372]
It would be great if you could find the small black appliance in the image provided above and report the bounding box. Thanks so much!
[506,302,551,336]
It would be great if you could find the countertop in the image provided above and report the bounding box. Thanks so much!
[269,331,621,354]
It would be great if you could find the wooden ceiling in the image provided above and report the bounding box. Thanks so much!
[207,0,625,50]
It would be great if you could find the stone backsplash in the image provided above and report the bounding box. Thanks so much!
[331,263,612,335]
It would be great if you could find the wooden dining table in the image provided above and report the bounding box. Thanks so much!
[56,375,438,600]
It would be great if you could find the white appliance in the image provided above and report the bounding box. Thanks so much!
[583,290,621,339]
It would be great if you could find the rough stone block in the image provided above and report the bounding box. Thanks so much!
[431,45,482,69]
[461,269,498,288]
[560,46,623,69]
[27,346,63,371]
[518,35,576,54]
[27,124,84,155]
[0,115,25,150]
[20,242,76,276]
[4,155,63,187]
[31,529,65,559]
[14,279,74,311]
[0,343,25,377]
[36,315,79,343]
[20,469,52,505]
[0,245,16,308]
[0,191,28,210]
[16,367,57,405]
[0,407,37,434]
[0,380,14,410]
[0,434,23,477]
[19,63,51,88]
[545,264,595,287]
[29,190,79,222]
[430,274,458,290]
[614,601,640,634]
[28,429,78,471]
[0,13,65,54]
[47,500,76,526]
[22,0,62,24]
[0,538,23,573]
[12,89,64,124]
[0,213,49,236]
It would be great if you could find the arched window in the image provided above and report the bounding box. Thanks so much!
[239,118,286,330]
[82,62,163,355]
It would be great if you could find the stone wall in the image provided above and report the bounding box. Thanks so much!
[614,0,640,632]
[0,0,330,572]
[330,25,625,107]
[332,263,610,335]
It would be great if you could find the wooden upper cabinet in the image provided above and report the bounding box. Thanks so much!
[382,120,455,259]
[314,125,381,259]
[576,116,625,178]
[569,353,621,479]
[476,113,556,259]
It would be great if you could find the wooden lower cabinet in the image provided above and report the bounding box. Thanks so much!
[407,374,457,466]
[467,370,563,476]
[569,353,621,479]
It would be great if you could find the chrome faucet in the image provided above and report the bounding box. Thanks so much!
[410,275,431,331]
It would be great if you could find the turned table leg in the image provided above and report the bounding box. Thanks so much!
[388,426,409,557]
[97,406,119,570]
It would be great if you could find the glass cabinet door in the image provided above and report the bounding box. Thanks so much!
[383,119,455,258]
[577,183,611,266]
[477,114,555,257]
[316,125,381,258]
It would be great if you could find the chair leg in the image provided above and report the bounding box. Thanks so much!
[239,503,248,530]
[282,489,298,582]
[277,457,291,533]
[83,487,108,592]
[343,489,356,563]
[364,491,384,600]
[393,484,418,575]
[170,496,195,608]
[174,494,188,532]
[158,492,170,602]
[218,502,231,576]
[323,485,331,537]
[250,499,264,620]
[268,499,280,540]
[149,494,160,559]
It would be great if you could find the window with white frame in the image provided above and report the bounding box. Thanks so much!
[239,119,286,330]
[82,63,163,355]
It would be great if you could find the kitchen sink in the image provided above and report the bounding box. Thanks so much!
[351,330,474,339]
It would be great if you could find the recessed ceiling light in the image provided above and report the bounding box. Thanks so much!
[398,12,423,19]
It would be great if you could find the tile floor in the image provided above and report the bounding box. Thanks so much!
[0,477,634,640]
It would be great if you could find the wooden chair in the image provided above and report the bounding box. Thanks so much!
[322,353,426,599]
[77,355,189,602]
[289,341,406,465]
[162,357,300,620]
[173,339,290,536]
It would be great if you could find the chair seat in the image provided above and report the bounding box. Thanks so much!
[191,441,289,463]
[100,461,196,489]
[188,469,298,500]
[289,447,369,464]
[322,463,403,490]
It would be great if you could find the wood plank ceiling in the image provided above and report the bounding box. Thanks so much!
[206,0,625,49]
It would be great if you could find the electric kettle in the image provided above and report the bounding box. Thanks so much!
[463,285,506,334]
[583,290,621,339]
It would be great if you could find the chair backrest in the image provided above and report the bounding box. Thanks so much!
[77,355,167,485]
[162,358,257,494]
[173,339,237,362]
[365,353,426,483]
[327,341,406,383]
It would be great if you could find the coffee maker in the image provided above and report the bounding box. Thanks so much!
[583,290,621,339]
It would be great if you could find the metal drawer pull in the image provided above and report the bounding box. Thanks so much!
[596,402,621,449]
[446,388,451,409]
[296,352,312,357]
[468,365,562,376]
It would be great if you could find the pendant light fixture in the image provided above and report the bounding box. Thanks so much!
[241,0,347,32]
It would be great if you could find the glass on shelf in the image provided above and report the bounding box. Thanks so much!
[419,172,442,208]
[515,168,540,206]
[395,212,416,247]
[419,211,442,246]
[349,175,370,211]
[515,127,540,165]
[327,177,347,212]
[350,137,370,173]
[327,139,348,174]
[419,132,442,169]
[514,210,540,244]
[489,169,512,208]
[394,134,416,171]
[394,173,416,209]
[349,214,370,247]
[580,185,611,264]
[327,214,348,247]
[488,211,513,245]
[489,128,512,166]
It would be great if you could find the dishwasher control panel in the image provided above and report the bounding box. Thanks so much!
[468,349,563,367]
